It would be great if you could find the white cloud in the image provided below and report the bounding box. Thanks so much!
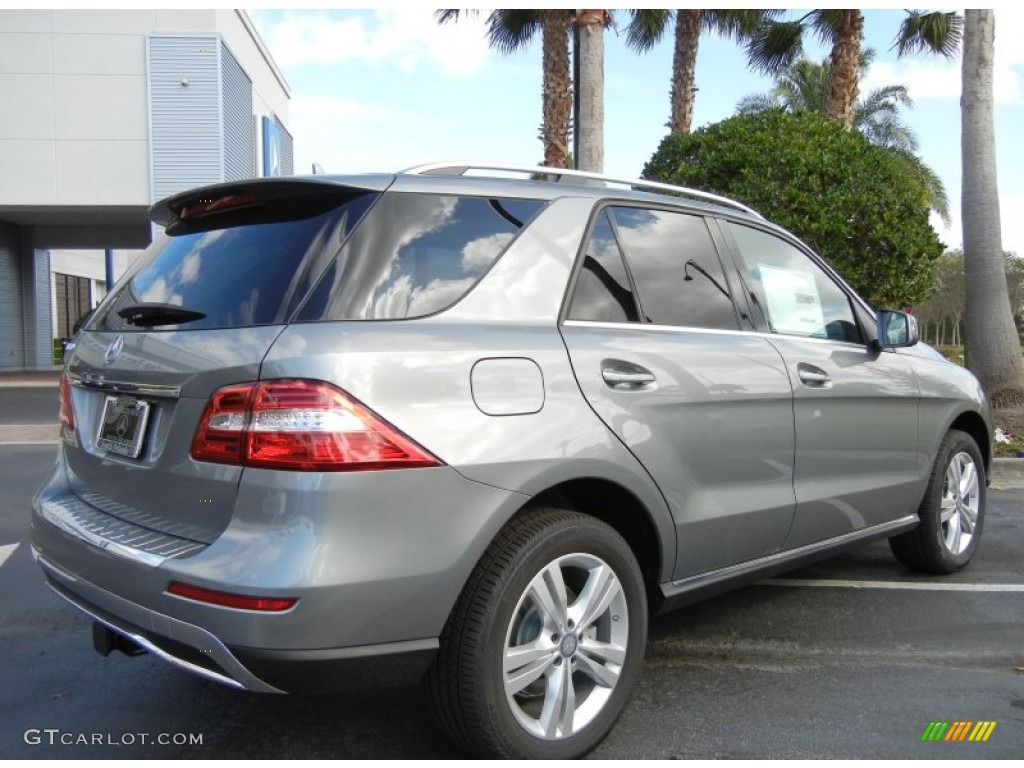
[932,192,1024,257]
[255,9,492,76]
[862,8,1024,105]
[462,232,513,273]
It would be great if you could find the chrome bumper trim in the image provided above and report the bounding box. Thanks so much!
[34,549,284,694]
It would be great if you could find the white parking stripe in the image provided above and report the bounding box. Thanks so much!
[0,543,19,568]
[760,577,1024,592]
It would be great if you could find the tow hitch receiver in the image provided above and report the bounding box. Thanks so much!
[92,622,147,657]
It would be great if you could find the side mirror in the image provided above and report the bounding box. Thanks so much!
[875,309,919,348]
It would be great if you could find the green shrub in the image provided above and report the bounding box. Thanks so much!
[644,110,944,308]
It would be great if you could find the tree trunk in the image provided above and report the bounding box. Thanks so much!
[962,9,1024,406]
[670,9,701,133]
[576,10,605,172]
[824,10,863,128]
[541,10,571,168]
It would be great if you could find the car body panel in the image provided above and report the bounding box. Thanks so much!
[560,321,796,578]
[766,337,923,547]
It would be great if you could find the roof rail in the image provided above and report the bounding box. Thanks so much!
[400,161,761,218]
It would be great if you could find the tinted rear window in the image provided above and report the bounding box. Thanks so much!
[93,193,375,332]
[298,193,544,321]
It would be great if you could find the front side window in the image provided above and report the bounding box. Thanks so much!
[300,194,544,321]
[610,207,739,330]
[728,223,862,343]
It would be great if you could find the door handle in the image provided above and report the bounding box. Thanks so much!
[797,363,831,386]
[601,360,656,389]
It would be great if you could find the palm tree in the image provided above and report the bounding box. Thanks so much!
[961,10,1024,406]
[736,51,949,223]
[745,10,961,129]
[436,10,572,168]
[574,9,608,171]
[625,10,780,134]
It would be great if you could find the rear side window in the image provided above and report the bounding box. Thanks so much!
[567,211,640,323]
[299,194,544,321]
[93,193,376,332]
[610,207,739,330]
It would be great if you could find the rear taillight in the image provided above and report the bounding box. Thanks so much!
[191,379,441,472]
[167,582,297,612]
[59,373,74,429]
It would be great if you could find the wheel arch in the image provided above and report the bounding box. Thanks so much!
[948,410,992,478]
[522,477,668,611]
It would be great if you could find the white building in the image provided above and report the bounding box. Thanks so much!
[0,9,292,370]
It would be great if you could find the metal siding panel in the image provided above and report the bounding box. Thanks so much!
[148,35,222,200]
[32,249,52,366]
[221,44,253,182]
[0,223,25,370]
[275,116,293,176]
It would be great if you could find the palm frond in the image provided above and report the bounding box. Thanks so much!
[745,20,806,75]
[736,93,778,114]
[808,9,842,46]
[894,11,962,59]
[705,9,784,39]
[486,9,542,55]
[889,148,951,223]
[435,9,468,25]
[624,9,672,52]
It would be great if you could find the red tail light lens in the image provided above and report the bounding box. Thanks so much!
[59,373,75,429]
[167,582,297,612]
[191,379,441,472]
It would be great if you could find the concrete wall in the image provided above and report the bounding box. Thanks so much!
[0,10,290,207]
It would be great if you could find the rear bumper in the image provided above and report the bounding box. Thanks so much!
[36,549,437,694]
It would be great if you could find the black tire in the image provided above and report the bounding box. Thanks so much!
[427,507,647,759]
[889,429,986,574]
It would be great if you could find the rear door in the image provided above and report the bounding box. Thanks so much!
[62,182,379,544]
[721,221,921,547]
[560,204,796,579]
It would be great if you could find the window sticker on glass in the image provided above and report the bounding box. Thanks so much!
[758,263,825,336]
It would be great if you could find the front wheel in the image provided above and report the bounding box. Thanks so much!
[428,508,647,759]
[890,429,986,574]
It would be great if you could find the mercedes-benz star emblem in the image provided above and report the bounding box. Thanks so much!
[104,335,124,365]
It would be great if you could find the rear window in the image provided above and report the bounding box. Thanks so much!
[297,193,545,321]
[92,193,376,332]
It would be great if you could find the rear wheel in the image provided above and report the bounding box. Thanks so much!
[890,429,986,574]
[428,508,647,759]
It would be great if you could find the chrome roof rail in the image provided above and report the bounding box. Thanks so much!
[400,161,761,217]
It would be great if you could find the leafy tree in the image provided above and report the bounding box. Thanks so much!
[915,250,1024,347]
[961,9,1024,406]
[745,10,961,128]
[624,10,780,134]
[736,50,949,223]
[643,110,944,308]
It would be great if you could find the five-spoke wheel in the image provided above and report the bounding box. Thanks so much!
[428,508,646,759]
[890,429,986,573]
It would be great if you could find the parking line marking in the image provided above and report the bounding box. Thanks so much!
[760,578,1024,592]
[0,543,19,568]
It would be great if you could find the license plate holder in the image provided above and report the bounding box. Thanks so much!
[96,395,151,459]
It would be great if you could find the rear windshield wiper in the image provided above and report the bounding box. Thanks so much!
[116,303,207,327]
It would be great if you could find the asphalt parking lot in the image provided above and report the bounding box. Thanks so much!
[1,385,1021,758]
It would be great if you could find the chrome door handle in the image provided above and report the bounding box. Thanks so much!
[601,360,656,388]
[797,363,831,386]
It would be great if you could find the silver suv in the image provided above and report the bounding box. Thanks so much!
[32,162,991,759]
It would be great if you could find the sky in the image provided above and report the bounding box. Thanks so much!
[245,5,1024,257]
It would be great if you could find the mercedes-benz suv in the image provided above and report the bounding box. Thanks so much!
[32,162,991,759]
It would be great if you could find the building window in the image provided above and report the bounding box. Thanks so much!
[54,273,91,339]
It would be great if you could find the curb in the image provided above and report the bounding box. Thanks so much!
[991,458,1024,489]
